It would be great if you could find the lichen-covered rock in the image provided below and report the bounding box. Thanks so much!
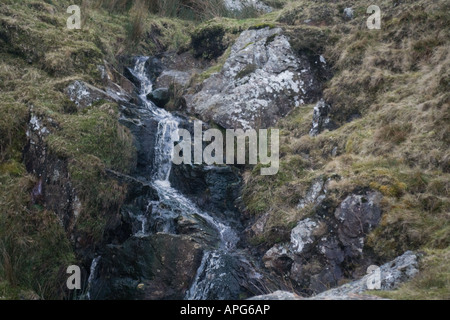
[343,7,354,20]
[224,0,272,13]
[334,192,383,257]
[248,290,301,300]
[290,218,319,254]
[155,70,192,88]
[297,177,328,208]
[315,251,419,298]
[65,79,135,111]
[263,243,294,272]
[186,27,322,129]
[263,191,384,295]
[309,99,336,136]
[24,111,78,232]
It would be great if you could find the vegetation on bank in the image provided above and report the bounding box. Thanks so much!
[242,0,449,299]
[0,0,448,299]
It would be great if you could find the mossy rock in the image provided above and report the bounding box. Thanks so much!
[235,63,258,80]
[191,25,226,60]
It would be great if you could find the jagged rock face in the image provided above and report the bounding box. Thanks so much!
[255,251,418,300]
[315,251,419,298]
[186,27,322,129]
[24,112,78,233]
[65,79,137,111]
[118,102,160,178]
[263,191,383,295]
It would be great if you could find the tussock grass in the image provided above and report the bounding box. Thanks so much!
[242,0,450,299]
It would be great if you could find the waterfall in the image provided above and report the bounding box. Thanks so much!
[86,256,101,300]
[129,56,243,300]
[152,120,179,182]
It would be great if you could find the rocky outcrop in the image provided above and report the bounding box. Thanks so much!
[309,99,336,136]
[24,111,79,233]
[251,251,419,300]
[186,27,323,129]
[297,176,329,208]
[248,290,300,300]
[65,63,138,111]
[263,190,383,295]
[118,102,160,178]
[315,251,419,298]
[224,0,272,13]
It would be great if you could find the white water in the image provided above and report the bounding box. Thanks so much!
[128,57,241,299]
[86,256,101,300]
[84,57,243,300]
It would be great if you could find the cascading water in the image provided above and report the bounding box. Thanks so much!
[86,256,101,300]
[84,56,257,300]
[83,56,266,300]
[131,57,246,299]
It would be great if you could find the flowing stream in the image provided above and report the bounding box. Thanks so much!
[129,57,241,299]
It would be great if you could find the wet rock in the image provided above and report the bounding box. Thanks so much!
[186,27,322,129]
[144,56,164,83]
[92,233,203,300]
[98,62,139,104]
[169,156,242,227]
[118,102,160,177]
[147,88,170,108]
[187,251,268,300]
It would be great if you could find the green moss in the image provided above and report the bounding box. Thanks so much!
[0,175,75,299]
[235,63,257,80]
[248,23,276,30]
[191,24,226,60]
[47,103,136,173]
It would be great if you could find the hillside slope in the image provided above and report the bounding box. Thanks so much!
[0,0,448,299]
